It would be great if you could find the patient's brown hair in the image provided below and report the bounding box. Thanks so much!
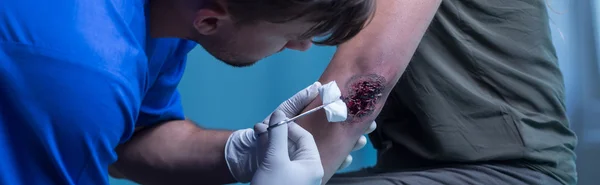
[225,0,376,46]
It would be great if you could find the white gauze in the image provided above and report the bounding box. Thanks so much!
[318,81,348,122]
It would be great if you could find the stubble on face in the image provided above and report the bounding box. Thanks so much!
[200,34,260,67]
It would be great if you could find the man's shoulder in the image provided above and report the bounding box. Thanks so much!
[1,0,148,59]
[2,0,154,79]
[0,42,144,89]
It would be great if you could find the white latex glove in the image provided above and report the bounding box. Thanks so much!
[261,81,377,171]
[250,110,323,185]
[224,81,377,182]
[224,82,322,183]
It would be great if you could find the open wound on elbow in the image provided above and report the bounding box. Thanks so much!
[341,74,386,121]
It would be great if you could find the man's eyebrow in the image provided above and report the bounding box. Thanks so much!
[285,32,309,41]
[287,30,312,40]
[296,33,314,40]
[297,26,326,40]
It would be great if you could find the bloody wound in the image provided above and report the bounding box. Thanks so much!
[342,75,385,118]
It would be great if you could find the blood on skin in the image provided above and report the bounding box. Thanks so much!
[341,75,385,118]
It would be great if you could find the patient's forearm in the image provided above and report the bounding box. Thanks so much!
[296,0,441,183]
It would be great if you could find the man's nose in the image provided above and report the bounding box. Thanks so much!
[284,39,313,51]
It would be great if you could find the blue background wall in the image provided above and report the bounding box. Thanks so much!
[109,46,378,185]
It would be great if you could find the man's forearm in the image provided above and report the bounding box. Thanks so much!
[296,0,442,183]
[111,120,236,185]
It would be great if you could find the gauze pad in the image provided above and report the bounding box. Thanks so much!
[318,81,348,122]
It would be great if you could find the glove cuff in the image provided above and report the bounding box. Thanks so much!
[224,128,255,183]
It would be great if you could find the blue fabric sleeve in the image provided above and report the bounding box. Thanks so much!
[135,57,188,128]
[0,44,140,184]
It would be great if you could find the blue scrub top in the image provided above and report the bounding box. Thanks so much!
[0,0,197,184]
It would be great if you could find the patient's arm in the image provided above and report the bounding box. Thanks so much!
[295,0,442,183]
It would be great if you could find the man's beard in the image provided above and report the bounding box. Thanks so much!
[205,48,257,68]
[218,57,257,68]
[219,51,283,68]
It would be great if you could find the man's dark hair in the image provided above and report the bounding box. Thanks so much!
[225,0,376,46]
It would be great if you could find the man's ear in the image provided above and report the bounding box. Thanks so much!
[193,8,231,35]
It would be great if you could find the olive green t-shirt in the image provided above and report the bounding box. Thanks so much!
[372,0,577,185]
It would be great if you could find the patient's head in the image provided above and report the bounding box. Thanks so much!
[189,0,376,67]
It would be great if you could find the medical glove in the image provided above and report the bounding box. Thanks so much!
[224,81,376,182]
[250,110,323,185]
[264,81,376,171]
[224,82,321,182]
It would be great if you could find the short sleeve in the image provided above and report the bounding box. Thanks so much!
[135,57,188,128]
[0,43,141,165]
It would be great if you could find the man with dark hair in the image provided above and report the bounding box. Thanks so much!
[294,0,578,185]
[0,0,375,184]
